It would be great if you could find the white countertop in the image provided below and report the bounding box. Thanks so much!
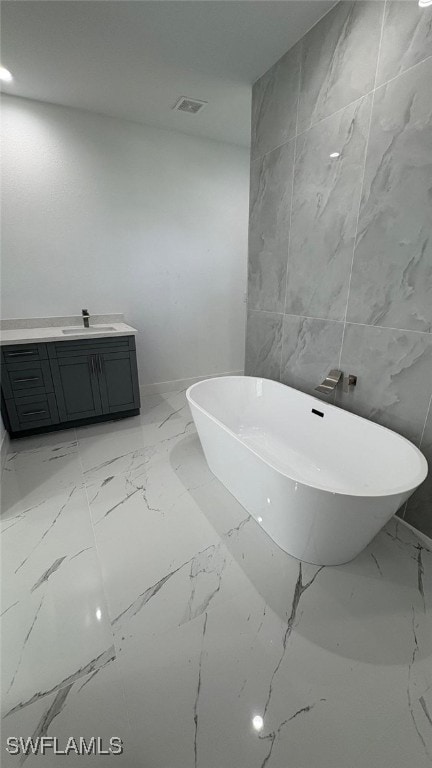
[0,322,137,346]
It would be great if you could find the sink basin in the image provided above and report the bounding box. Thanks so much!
[62,326,116,335]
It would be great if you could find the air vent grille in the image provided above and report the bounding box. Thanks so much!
[173,97,207,115]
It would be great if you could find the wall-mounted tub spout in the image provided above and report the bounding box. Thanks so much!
[315,370,358,395]
[315,369,343,394]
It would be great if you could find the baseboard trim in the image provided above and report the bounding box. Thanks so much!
[139,370,243,397]
[1,429,10,471]
[398,516,432,547]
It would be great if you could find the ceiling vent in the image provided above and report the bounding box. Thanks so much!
[173,97,207,115]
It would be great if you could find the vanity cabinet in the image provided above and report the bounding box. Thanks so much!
[1,336,140,437]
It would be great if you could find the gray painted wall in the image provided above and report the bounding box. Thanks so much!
[2,96,249,390]
[245,0,432,536]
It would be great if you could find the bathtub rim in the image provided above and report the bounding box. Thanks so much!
[186,376,428,500]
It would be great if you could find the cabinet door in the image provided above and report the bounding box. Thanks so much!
[50,354,103,421]
[98,351,140,414]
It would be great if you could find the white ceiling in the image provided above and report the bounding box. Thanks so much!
[1,1,335,147]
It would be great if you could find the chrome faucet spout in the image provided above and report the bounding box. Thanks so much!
[315,369,343,395]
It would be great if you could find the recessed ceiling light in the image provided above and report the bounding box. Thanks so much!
[329,152,340,159]
[252,715,264,732]
[0,66,13,83]
[418,0,432,7]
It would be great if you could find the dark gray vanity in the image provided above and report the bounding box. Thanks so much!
[1,328,140,437]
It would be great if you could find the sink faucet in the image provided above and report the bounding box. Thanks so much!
[315,369,357,395]
[82,309,90,328]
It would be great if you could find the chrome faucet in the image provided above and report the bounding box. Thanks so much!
[82,309,90,328]
[315,369,357,395]
[315,369,343,394]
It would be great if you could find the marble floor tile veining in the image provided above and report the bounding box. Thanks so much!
[1,390,431,767]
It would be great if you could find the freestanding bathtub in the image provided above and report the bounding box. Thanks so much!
[186,376,428,566]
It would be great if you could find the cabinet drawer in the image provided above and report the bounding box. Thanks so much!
[49,335,135,359]
[5,393,59,431]
[2,360,54,398]
[2,343,48,364]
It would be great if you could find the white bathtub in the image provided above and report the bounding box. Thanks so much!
[186,376,428,565]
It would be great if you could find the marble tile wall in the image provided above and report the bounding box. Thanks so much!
[246,0,432,536]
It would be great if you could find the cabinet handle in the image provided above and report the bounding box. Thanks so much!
[14,377,40,383]
[88,356,95,375]
[22,410,47,416]
[98,355,103,374]
[7,351,37,357]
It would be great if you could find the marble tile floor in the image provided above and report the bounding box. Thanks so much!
[1,390,431,767]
